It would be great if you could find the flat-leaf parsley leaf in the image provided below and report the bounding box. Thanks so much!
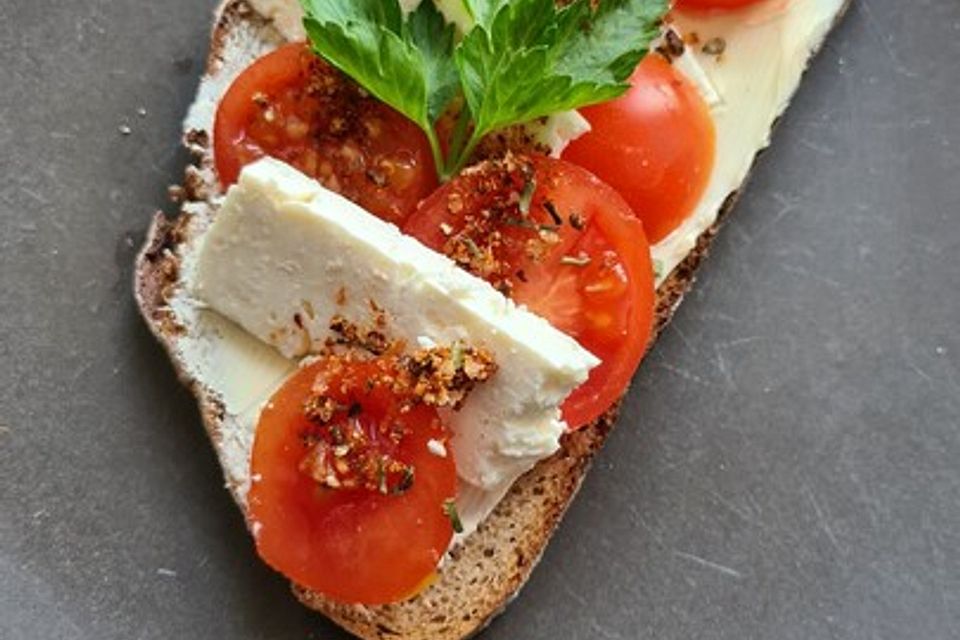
[299,0,668,179]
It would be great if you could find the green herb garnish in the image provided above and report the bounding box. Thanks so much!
[652,258,665,279]
[461,235,483,259]
[443,498,464,533]
[299,0,668,180]
[519,175,537,215]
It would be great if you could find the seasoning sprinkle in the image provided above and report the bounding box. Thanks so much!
[504,217,561,234]
[450,341,465,370]
[702,37,726,56]
[504,217,537,230]
[543,200,563,226]
[461,236,483,259]
[519,175,537,215]
[584,282,614,294]
[365,167,388,187]
[377,458,387,494]
[392,467,415,495]
[560,254,591,267]
[427,439,448,458]
[652,259,665,279]
[443,499,464,534]
[664,29,686,58]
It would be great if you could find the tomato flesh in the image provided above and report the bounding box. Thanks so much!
[249,357,456,605]
[404,155,655,429]
[563,54,715,244]
[214,43,437,224]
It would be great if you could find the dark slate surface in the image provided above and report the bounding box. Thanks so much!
[1,1,958,638]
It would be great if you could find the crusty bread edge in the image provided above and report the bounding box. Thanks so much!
[133,2,851,638]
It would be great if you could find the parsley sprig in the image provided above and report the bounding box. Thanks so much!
[300,0,668,179]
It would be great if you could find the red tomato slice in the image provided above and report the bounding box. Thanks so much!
[404,155,655,429]
[562,54,716,244]
[249,357,457,605]
[213,43,437,225]
[676,0,767,9]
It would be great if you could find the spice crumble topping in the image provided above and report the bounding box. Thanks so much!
[295,306,497,496]
[436,153,588,296]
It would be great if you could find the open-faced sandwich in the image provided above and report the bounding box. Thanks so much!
[134,0,850,637]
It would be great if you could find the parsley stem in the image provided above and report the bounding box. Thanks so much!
[448,129,485,178]
[444,105,473,178]
[425,127,446,184]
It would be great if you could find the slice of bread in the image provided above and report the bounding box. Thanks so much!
[134,1,850,638]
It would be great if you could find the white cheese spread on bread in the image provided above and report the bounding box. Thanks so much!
[652,0,846,283]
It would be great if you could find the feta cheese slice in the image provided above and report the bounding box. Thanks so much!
[193,158,599,489]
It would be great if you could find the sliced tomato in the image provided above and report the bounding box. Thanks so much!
[562,54,716,244]
[213,42,437,224]
[676,0,767,9]
[248,357,457,605]
[404,155,655,429]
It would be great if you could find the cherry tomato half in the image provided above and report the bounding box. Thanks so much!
[248,357,457,605]
[404,155,655,429]
[214,43,437,225]
[563,55,716,244]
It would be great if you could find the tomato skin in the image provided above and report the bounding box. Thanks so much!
[248,358,456,605]
[404,156,655,429]
[214,43,437,225]
[562,54,715,244]
[676,0,767,10]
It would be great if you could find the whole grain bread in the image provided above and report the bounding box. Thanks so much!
[134,2,850,638]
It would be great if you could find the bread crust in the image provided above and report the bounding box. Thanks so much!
[133,2,850,637]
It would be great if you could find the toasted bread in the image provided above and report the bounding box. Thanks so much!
[134,1,850,637]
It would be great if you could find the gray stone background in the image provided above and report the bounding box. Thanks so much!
[1,1,958,638]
